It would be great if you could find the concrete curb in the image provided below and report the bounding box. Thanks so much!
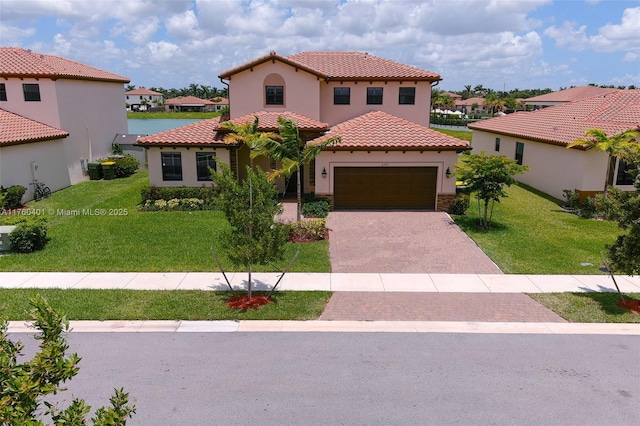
[7,320,640,335]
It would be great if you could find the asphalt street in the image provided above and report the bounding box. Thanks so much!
[13,332,640,426]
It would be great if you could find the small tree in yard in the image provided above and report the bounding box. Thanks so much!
[212,162,289,300]
[0,296,135,425]
[455,152,528,229]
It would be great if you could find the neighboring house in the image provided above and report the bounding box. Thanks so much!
[111,134,148,167]
[210,97,229,112]
[165,96,216,112]
[455,97,486,114]
[0,47,130,201]
[443,91,462,102]
[468,90,640,200]
[125,88,163,111]
[140,51,469,211]
[524,86,619,109]
[0,109,70,196]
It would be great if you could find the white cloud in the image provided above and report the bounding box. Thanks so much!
[147,40,180,61]
[166,10,201,39]
[545,7,640,54]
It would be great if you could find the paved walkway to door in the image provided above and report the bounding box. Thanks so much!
[327,211,502,274]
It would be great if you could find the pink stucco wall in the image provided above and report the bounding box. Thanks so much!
[319,81,432,126]
[227,61,321,121]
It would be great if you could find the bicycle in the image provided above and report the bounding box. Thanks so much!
[30,181,51,201]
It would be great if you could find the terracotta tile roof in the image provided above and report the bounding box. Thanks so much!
[227,111,328,132]
[219,51,440,81]
[456,97,485,106]
[310,111,469,151]
[525,86,620,103]
[137,117,229,146]
[125,88,163,95]
[209,97,229,105]
[468,90,640,147]
[165,96,215,105]
[0,108,69,147]
[137,111,328,146]
[0,47,129,83]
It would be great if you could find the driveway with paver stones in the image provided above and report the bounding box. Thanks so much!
[327,211,502,274]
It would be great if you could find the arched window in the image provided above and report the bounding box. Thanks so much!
[264,73,285,107]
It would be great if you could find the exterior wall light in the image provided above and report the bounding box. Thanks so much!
[322,167,328,178]
[445,167,452,178]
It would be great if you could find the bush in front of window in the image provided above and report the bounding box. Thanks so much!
[140,185,216,210]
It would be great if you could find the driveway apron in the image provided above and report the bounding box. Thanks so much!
[327,211,502,274]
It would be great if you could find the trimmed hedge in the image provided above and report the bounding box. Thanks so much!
[140,185,216,211]
[95,154,140,178]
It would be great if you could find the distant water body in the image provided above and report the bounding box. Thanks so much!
[127,119,205,135]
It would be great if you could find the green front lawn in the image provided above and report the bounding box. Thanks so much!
[529,293,640,323]
[452,183,619,274]
[0,289,331,321]
[0,171,330,272]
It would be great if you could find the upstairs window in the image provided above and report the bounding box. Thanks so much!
[0,84,6,101]
[367,87,383,105]
[23,84,41,102]
[398,87,415,105]
[515,142,524,165]
[161,152,183,181]
[265,86,284,105]
[196,152,216,181]
[334,87,350,105]
[495,137,501,152]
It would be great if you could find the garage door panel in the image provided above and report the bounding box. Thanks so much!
[334,167,437,209]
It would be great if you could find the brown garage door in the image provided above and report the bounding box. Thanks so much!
[334,167,437,209]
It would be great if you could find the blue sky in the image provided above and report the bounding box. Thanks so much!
[1,0,639,92]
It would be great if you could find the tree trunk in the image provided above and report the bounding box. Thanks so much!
[296,168,302,221]
[247,263,252,300]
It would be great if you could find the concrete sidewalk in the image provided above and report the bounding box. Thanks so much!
[4,272,640,335]
[2,271,640,293]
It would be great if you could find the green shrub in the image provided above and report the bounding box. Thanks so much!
[290,219,326,242]
[139,185,216,210]
[8,218,49,253]
[1,185,26,210]
[113,154,139,178]
[302,200,329,218]
[448,194,470,215]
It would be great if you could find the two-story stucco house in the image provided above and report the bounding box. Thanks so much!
[125,87,164,111]
[0,47,130,200]
[139,51,468,210]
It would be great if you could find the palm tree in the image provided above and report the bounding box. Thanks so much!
[220,116,278,167]
[567,128,639,196]
[463,85,472,100]
[250,117,341,221]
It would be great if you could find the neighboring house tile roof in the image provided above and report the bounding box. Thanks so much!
[310,111,469,151]
[165,96,215,105]
[0,47,130,83]
[137,111,328,147]
[456,97,486,106]
[468,90,640,147]
[137,117,226,146]
[0,108,69,147]
[219,51,441,81]
[525,86,620,104]
[210,97,229,105]
[227,111,328,132]
[125,88,163,95]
